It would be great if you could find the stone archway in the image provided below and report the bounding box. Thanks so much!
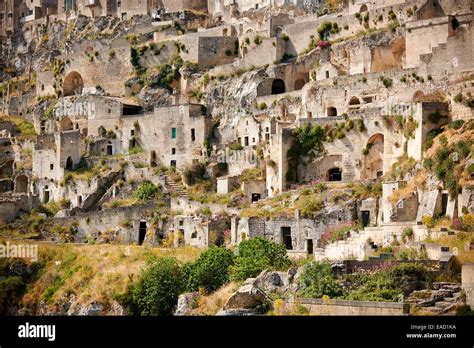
[362,133,384,180]
[349,96,361,107]
[14,175,28,193]
[63,71,84,97]
[360,4,368,12]
[60,117,74,132]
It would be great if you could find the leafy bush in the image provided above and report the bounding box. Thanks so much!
[448,120,464,130]
[299,262,343,298]
[422,215,435,228]
[230,237,290,281]
[133,181,159,201]
[121,257,184,315]
[185,246,234,293]
[317,21,334,40]
[183,163,207,186]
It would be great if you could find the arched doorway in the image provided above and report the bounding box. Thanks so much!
[349,96,361,108]
[363,133,384,180]
[413,90,425,102]
[14,175,28,193]
[63,71,84,97]
[360,4,368,12]
[294,79,306,91]
[271,79,286,95]
[60,117,74,132]
[327,107,338,117]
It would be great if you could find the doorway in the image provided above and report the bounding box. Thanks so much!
[362,211,370,227]
[281,227,293,250]
[307,239,313,255]
[251,193,261,203]
[139,221,147,245]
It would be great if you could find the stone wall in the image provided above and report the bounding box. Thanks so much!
[293,298,410,315]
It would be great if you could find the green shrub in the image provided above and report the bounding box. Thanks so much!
[453,93,463,103]
[133,181,159,201]
[183,163,207,186]
[299,261,343,299]
[121,257,184,316]
[448,120,464,130]
[230,237,290,281]
[185,246,234,293]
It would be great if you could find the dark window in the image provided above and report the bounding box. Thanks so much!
[170,160,177,168]
[244,137,249,146]
[327,107,337,117]
[307,239,313,255]
[66,157,73,171]
[171,128,177,139]
[50,164,54,171]
[362,211,370,227]
[191,128,196,142]
[171,148,176,155]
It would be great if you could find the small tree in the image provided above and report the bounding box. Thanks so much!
[124,257,185,316]
[185,246,235,293]
[133,181,159,201]
[230,237,290,281]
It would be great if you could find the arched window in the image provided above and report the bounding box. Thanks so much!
[60,117,74,132]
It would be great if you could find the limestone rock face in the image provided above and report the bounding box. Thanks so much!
[174,292,200,316]
[223,284,266,310]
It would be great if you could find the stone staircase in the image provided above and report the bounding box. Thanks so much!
[164,174,188,198]
[315,226,384,261]
[407,282,464,314]
[342,158,356,182]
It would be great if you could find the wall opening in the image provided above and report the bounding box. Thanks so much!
[63,71,84,97]
[43,189,50,204]
[359,4,368,12]
[349,96,361,108]
[440,193,448,216]
[14,175,28,193]
[66,156,73,171]
[362,133,384,180]
[107,142,113,156]
[307,239,313,255]
[362,211,370,227]
[60,117,74,132]
[271,79,286,95]
[139,221,147,245]
[191,128,196,142]
[281,227,293,250]
[328,168,342,182]
[251,193,261,203]
[327,107,337,117]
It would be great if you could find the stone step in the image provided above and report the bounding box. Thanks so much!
[434,301,453,309]
[424,306,443,313]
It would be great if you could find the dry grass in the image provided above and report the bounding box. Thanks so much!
[18,242,202,313]
[188,282,240,316]
[433,233,474,264]
[389,172,428,205]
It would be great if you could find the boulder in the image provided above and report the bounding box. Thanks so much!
[174,292,199,316]
[254,270,290,293]
[223,284,266,310]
